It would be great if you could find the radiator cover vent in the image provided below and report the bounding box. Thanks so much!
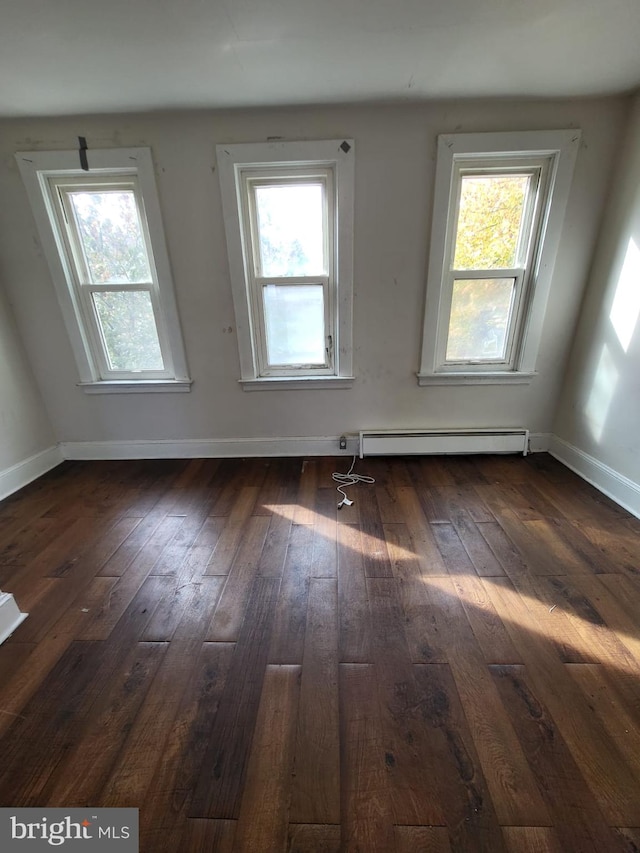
[359,428,529,458]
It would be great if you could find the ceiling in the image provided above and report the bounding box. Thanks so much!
[2,0,640,118]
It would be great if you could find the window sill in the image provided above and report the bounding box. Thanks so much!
[78,379,193,394]
[417,371,536,386]
[239,376,355,391]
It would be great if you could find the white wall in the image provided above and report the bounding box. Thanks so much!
[0,276,58,494]
[0,98,628,453]
[553,93,640,516]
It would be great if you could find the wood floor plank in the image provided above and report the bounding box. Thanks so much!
[394,486,448,576]
[44,641,167,806]
[98,577,226,807]
[2,453,640,850]
[0,515,67,567]
[450,511,506,576]
[339,663,395,852]
[375,483,405,524]
[0,575,156,740]
[480,550,599,665]
[311,488,338,578]
[269,523,314,663]
[413,664,507,852]
[367,576,444,825]
[575,519,640,575]
[179,818,236,852]
[0,641,35,686]
[190,576,280,818]
[567,663,640,782]
[449,573,521,664]
[287,824,341,853]
[290,578,340,825]
[383,522,447,663]
[425,575,549,826]
[0,574,169,805]
[234,665,301,853]
[337,524,371,662]
[571,574,640,668]
[10,516,142,644]
[80,517,184,641]
[501,826,563,852]
[5,512,122,596]
[205,486,260,574]
[206,515,270,642]
[293,460,318,525]
[359,488,393,578]
[395,826,452,853]
[485,578,640,827]
[614,828,640,851]
[256,488,294,577]
[97,490,187,576]
[490,665,625,852]
[432,522,479,576]
[139,642,235,852]
[177,517,226,578]
[430,484,495,523]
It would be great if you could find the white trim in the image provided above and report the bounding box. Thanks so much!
[59,436,359,460]
[419,129,581,384]
[216,139,355,383]
[78,379,192,394]
[0,593,28,646]
[0,445,64,502]
[239,376,354,391]
[417,371,536,386]
[15,147,190,386]
[549,436,640,520]
[359,427,529,457]
[528,432,551,453]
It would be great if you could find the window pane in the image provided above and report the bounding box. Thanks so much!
[453,175,530,270]
[263,284,325,366]
[446,278,515,361]
[92,290,164,371]
[68,190,151,284]
[255,183,325,277]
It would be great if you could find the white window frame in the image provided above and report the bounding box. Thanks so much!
[418,130,581,386]
[16,148,191,393]
[217,140,355,390]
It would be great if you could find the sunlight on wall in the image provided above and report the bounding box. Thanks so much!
[609,237,640,353]
[585,344,618,445]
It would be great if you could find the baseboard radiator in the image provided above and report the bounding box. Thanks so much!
[359,428,529,458]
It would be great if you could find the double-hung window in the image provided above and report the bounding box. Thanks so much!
[419,130,580,385]
[16,148,190,392]
[217,140,354,389]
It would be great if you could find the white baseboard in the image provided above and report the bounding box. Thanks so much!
[549,435,640,520]
[60,433,553,462]
[59,436,358,460]
[0,592,28,645]
[0,445,64,502]
[528,432,551,453]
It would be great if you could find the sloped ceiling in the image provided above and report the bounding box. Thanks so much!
[2,0,639,117]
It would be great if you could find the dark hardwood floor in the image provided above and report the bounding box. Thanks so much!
[1,454,640,851]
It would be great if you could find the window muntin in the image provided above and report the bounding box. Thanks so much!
[239,167,335,376]
[438,158,549,371]
[48,175,173,380]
